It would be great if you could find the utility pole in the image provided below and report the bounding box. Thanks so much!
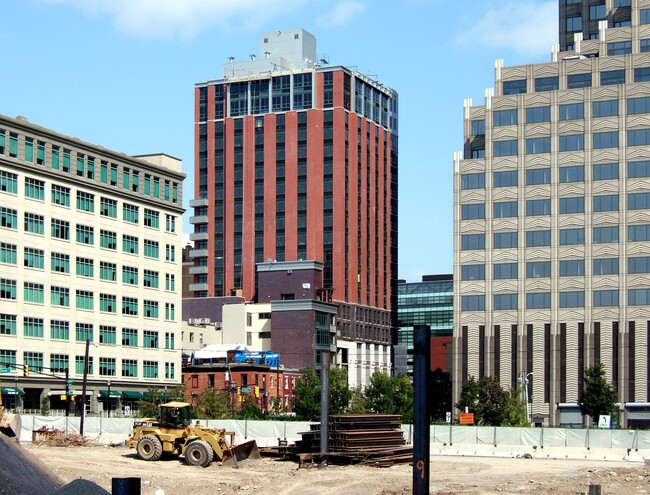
[228,363,235,418]
[319,351,330,462]
[80,339,90,436]
[276,358,280,412]
[65,368,70,417]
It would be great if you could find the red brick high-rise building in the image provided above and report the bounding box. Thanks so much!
[189,29,398,383]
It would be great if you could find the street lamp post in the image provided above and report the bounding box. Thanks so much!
[107,380,111,418]
[525,373,533,425]
[230,381,235,418]
[609,385,615,429]
[519,372,534,425]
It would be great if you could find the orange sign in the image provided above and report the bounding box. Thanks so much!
[459,413,474,425]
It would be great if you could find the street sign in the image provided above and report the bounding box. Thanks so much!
[0,368,11,374]
[598,415,611,429]
[446,412,452,424]
[459,413,474,425]
[241,387,251,393]
[67,379,75,384]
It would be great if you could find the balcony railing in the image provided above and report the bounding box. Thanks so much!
[189,215,209,224]
[189,232,209,241]
[189,282,209,292]
[189,198,209,208]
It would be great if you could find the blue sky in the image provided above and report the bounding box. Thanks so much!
[1,0,557,282]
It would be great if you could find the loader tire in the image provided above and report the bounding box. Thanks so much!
[185,440,214,467]
[137,435,163,461]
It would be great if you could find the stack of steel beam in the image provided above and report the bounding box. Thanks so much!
[261,414,412,466]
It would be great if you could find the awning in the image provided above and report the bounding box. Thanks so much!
[1,387,24,396]
[98,390,121,398]
[121,391,143,399]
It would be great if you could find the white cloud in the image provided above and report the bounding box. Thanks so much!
[454,1,557,56]
[317,1,366,28]
[42,0,306,38]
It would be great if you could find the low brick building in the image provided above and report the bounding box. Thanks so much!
[182,363,301,413]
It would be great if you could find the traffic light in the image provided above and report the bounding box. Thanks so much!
[237,387,241,395]
[239,395,243,402]
[254,386,260,397]
[23,365,29,377]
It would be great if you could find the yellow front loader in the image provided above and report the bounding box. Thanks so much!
[127,401,260,468]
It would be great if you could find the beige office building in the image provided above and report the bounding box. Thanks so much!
[454,1,650,426]
[0,114,184,415]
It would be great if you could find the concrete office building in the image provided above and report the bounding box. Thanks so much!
[560,0,632,52]
[189,29,398,382]
[454,0,650,426]
[0,114,184,415]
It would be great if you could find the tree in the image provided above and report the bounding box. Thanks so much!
[329,368,352,415]
[166,383,188,402]
[195,387,230,419]
[502,388,530,427]
[292,368,321,420]
[238,397,264,419]
[479,376,509,426]
[579,363,616,423]
[268,395,284,415]
[292,367,355,420]
[429,368,452,423]
[347,386,368,414]
[455,376,481,422]
[39,396,50,416]
[455,376,508,426]
[364,371,414,422]
[137,387,161,418]
[392,374,414,423]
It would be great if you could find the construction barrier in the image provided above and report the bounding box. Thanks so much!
[15,415,650,455]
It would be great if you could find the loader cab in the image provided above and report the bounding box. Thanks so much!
[158,402,192,429]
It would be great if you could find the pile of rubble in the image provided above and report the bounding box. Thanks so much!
[261,414,412,467]
[33,428,90,447]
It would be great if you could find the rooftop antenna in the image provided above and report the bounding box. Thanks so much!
[264,51,271,59]
[228,56,235,63]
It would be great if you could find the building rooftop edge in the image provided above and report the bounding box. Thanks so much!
[1,113,186,179]
[194,65,397,97]
[256,260,323,272]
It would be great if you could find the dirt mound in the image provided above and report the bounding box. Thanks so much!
[53,479,110,495]
[0,432,63,495]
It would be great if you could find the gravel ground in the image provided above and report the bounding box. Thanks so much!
[16,443,650,494]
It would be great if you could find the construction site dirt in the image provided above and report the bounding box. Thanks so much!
[14,443,650,494]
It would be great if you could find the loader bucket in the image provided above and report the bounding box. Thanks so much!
[222,440,261,468]
[0,413,22,440]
